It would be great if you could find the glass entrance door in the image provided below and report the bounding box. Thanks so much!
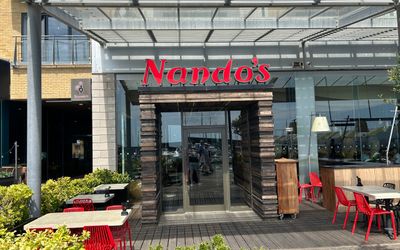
[182,127,229,212]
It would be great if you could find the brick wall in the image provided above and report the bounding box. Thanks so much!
[91,74,117,171]
[0,0,92,100]
[11,67,92,100]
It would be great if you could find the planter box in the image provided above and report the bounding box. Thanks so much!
[0,177,15,186]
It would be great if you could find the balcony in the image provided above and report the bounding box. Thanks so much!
[13,35,91,66]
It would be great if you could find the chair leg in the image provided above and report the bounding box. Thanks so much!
[332,202,339,224]
[391,212,398,240]
[352,210,359,234]
[310,188,316,203]
[343,205,351,229]
[377,214,381,231]
[128,226,133,250]
[365,214,374,241]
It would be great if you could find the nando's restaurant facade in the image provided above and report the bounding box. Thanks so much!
[26,1,399,223]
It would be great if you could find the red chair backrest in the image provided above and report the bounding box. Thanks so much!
[106,205,123,210]
[309,172,322,186]
[83,225,115,250]
[73,198,94,211]
[353,192,372,215]
[64,207,85,212]
[334,186,351,206]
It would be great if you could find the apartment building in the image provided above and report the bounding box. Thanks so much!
[0,0,93,179]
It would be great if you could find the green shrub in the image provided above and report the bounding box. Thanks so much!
[83,169,130,187]
[0,184,32,230]
[41,177,80,214]
[0,226,89,250]
[127,180,141,202]
[152,234,231,250]
[41,169,131,214]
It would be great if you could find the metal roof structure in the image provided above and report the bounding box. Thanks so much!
[31,0,399,47]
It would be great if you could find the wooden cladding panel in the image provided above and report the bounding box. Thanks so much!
[139,90,275,222]
[139,91,273,104]
[139,102,161,224]
[248,100,277,218]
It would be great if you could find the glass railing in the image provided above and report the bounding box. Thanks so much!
[14,35,91,65]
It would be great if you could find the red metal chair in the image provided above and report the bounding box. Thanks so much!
[106,205,133,250]
[106,205,124,210]
[297,180,312,203]
[73,198,94,211]
[332,186,356,229]
[352,192,397,241]
[309,172,323,203]
[83,225,116,250]
[63,207,85,212]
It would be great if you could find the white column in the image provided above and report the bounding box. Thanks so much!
[92,74,117,171]
[295,75,318,184]
[27,3,42,217]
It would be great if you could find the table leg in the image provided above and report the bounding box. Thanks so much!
[384,199,394,239]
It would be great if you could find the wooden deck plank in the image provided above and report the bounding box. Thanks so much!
[192,224,203,245]
[131,202,400,249]
[167,226,177,250]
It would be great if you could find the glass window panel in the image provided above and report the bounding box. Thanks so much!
[282,7,327,19]
[161,112,183,212]
[47,16,69,36]
[246,7,291,19]
[183,111,225,126]
[214,8,253,20]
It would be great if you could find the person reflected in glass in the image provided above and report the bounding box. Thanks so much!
[188,144,200,186]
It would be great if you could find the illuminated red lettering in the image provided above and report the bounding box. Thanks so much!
[167,67,188,85]
[211,59,232,84]
[142,59,166,85]
[234,66,253,83]
[141,58,271,85]
[256,64,271,83]
[191,67,210,85]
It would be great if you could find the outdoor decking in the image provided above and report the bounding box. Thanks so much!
[128,202,400,249]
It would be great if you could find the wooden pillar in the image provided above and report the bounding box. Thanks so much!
[139,102,160,224]
[249,96,277,218]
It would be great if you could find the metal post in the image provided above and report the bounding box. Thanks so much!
[27,3,42,218]
[395,0,400,55]
[14,141,18,182]
[387,106,398,165]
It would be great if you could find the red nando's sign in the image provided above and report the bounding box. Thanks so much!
[141,57,271,85]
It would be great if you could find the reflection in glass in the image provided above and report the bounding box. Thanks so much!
[229,111,250,207]
[315,80,399,164]
[186,132,224,206]
[161,112,183,212]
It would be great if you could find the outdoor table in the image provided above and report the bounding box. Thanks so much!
[94,183,129,205]
[23,209,133,230]
[342,185,400,239]
[65,193,115,205]
[94,183,129,191]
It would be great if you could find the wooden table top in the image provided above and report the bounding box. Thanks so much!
[94,183,129,191]
[24,209,132,230]
[65,193,115,205]
[342,185,400,200]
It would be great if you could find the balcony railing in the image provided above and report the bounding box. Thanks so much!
[13,35,91,65]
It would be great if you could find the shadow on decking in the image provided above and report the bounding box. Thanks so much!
[127,202,400,250]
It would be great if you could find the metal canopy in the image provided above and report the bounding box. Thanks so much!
[34,1,397,47]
